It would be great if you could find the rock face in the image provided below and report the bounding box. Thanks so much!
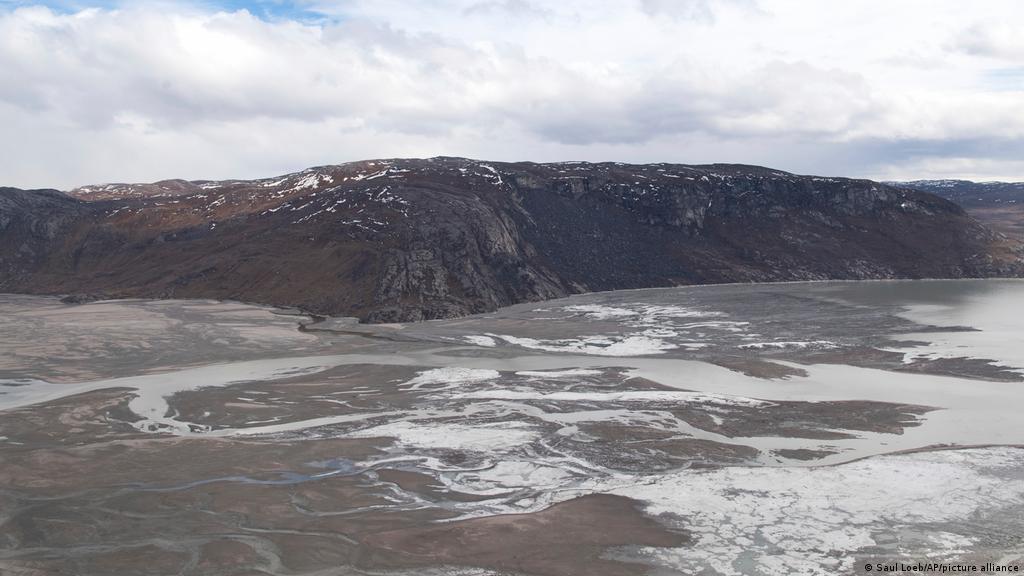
[0,187,87,284]
[2,158,1021,322]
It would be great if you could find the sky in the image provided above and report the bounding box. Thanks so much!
[1,0,1023,189]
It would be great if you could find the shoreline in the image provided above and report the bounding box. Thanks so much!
[6,275,1024,326]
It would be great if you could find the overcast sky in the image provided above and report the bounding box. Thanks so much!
[2,0,1023,189]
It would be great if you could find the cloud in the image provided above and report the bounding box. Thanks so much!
[951,23,1024,60]
[0,0,1023,188]
[463,0,553,19]
[638,0,759,23]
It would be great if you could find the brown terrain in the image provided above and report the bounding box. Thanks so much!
[898,179,1024,248]
[2,158,1021,323]
[359,494,688,576]
[2,285,1023,575]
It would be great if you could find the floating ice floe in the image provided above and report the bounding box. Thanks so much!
[739,340,838,350]
[491,333,678,356]
[463,335,498,347]
[563,303,724,322]
[348,421,538,452]
[454,389,770,408]
[514,368,604,378]
[563,304,637,319]
[402,367,500,391]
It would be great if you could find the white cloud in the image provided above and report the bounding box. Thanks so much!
[951,23,1024,60]
[638,0,760,23]
[1,0,1023,188]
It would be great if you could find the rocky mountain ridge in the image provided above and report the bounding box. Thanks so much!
[895,179,1024,209]
[2,158,1021,322]
[897,179,1024,246]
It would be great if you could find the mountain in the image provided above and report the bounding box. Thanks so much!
[896,179,1024,245]
[2,158,1021,322]
[895,179,1024,208]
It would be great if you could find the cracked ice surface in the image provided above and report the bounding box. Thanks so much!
[604,447,1024,576]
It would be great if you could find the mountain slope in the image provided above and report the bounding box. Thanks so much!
[897,179,1024,246]
[2,158,1021,322]
[895,179,1024,209]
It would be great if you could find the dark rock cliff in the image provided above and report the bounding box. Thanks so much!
[2,158,1020,321]
[0,188,88,283]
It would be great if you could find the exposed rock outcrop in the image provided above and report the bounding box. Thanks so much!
[2,158,1020,321]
